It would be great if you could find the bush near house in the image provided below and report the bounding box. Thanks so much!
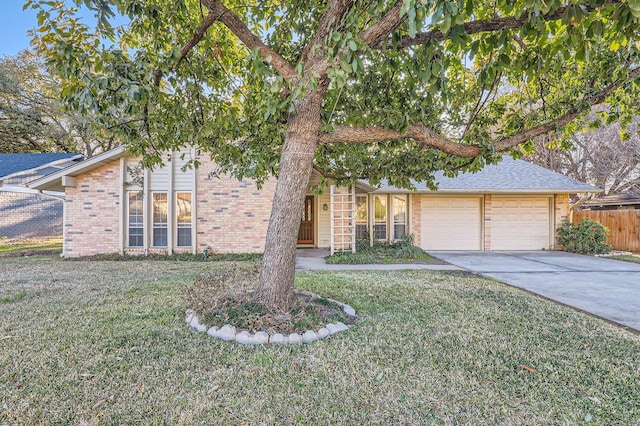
[326,234,443,264]
[557,218,611,255]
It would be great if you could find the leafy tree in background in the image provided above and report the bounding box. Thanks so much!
[27,0,640,309]
[0,49,115,156]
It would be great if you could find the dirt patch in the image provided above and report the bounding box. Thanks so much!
[185,263,356,335]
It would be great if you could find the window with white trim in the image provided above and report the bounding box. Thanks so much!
[373,194,387,240]
[176,192,192,247]
[152,192,168,247]
[392,195,408,240]
[355,195,368,240]
[128,192,144,247]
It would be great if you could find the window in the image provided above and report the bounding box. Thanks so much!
[152,193,168,247]
[128,192,144,247]
[355,195,369,240]
[392,195,408,240]
[373,195,387,240]
[176,192,192,247]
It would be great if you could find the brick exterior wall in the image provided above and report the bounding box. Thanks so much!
[410,194,422,248]
[64,162,121,257]
[0,192,63,239]
[553,193,571,248]
[194,157,277,254]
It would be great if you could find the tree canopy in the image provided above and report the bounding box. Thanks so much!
[0,49,116,156]
[26,0,640,308]
[28,0,640,185]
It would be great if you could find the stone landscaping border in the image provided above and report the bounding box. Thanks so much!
[185,292,357,345]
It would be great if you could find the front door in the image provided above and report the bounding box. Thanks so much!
[297,195,314,245]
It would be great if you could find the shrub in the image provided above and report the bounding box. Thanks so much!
[556,218,611,254]
[326,233,429,264]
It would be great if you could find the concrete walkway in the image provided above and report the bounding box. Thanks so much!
[430,251,640,332]
[295,249,461,271]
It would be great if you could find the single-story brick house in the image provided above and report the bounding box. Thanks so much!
[0,153,84,239]
[27,146,599,257]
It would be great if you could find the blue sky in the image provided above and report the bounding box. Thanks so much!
[0,2,109,57]
[0,2,40,56]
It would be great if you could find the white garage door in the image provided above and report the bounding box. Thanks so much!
[421,197,482,250]
[491,197,551,250]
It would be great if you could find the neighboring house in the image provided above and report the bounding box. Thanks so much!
[0,153,84,239]
[27,147,599,257]
[580,190,640,210]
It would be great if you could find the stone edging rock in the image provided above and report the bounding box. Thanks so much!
[185,292,357,345]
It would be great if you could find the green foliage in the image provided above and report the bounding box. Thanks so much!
[0,50,114,155]
[326,234,432,264]
[23,0,640,187]
[0,292,28,304]
[557,218,611,255]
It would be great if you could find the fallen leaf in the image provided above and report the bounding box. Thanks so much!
[519,365,536,372]
[92,399,107,410]
[92,395,114,410]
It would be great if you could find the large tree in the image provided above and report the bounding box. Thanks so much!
[28,0,640,309]
[0,49,116,156]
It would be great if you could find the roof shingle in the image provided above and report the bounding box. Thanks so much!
[0,153,83,179]
[373,156,600,193]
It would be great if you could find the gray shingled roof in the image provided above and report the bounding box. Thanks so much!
[373,156,600,193]
[582,190,640,207]
[0,153,83,179]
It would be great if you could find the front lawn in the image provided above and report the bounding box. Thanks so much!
[1,257,639,424]
[0,237,62,257]
[605,253,640,264]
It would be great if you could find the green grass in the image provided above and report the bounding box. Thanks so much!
[606,254,640,264]
[0,291,27,303]
[0,237,62,257]
[1,257,640,424]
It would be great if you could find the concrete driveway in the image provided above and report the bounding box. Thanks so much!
[429,251,640,332]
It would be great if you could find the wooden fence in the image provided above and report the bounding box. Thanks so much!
[573,210,640,252]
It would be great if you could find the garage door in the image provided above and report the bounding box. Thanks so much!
[421,197,482,250]
[491,197,550,250]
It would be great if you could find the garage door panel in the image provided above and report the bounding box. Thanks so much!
[421,197,481,250]
[492,197,550,250]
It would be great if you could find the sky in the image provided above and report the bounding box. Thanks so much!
[0,2,40,56]
[0,1,108,57]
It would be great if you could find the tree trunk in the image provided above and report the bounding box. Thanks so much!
[252,90,324,310]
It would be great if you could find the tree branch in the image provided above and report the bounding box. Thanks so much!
[359,1,404,48]
[320,66,640,157]
[301,0,356,65]
[378,0,619,50]
[201,0,298,84]
[153,12,220,86]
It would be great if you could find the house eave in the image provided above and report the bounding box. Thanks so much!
[27,146,126,192]
[370,188,603,194]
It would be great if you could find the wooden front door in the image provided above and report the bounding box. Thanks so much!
[297,195,314,245]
